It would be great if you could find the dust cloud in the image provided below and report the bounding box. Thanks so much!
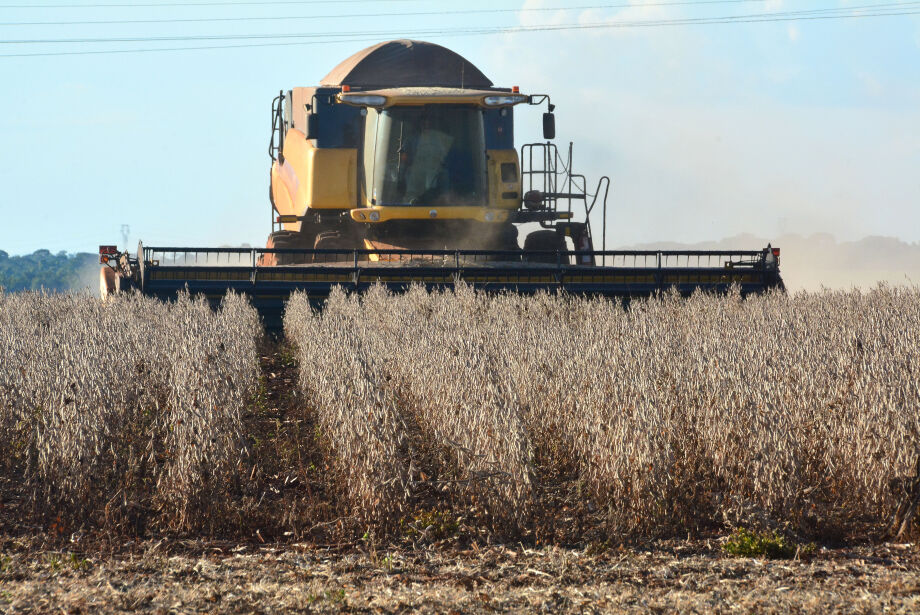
[623,233,920,291]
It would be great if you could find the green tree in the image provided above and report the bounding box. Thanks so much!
[0,250,98,293]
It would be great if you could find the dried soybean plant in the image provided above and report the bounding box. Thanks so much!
[158,292,261,530]
[505,286,920,536]
[286,284,920,539]
[285,285,534,531]
[0,290,260,532]
[285,289,411,526]
[364,284,535,529]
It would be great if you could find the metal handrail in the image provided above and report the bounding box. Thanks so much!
[143,246,774,272]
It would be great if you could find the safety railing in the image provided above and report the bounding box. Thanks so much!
[143,246,775,272]
[520,141,611,251]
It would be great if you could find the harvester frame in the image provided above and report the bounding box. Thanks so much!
[101,242,783,331]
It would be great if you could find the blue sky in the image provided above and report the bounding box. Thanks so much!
[0,0,917,255]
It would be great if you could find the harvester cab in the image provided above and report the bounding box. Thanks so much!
[100,40,783,331]
[264,39,603,264]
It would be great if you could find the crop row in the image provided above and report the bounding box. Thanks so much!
[286,285,920,538]
[0,291,260,532]
[2,285,917,541]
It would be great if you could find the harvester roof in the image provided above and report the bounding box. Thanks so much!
[320,39,495,90]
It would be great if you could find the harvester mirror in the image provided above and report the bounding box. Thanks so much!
[542,112,556,140]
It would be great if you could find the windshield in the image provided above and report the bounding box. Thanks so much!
[365,106,487,207]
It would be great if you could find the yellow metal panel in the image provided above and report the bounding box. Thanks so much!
[349,205,510,223]
[270,161,299,232]
[277,129,357,215]
[275,129,306,217]
[305,147,357,210]
[487,149,521,210]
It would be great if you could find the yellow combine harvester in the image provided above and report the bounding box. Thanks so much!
[101,40,782,330]
[263,39,594,263]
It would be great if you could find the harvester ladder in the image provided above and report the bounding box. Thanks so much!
[521,142,611,261]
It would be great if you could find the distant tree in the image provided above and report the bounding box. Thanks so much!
[0,250,98,292]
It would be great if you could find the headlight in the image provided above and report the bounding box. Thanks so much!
[338,94,387,107]
[483,94,528,107]
[369,211,381,221]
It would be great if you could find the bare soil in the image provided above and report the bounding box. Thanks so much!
[0,538,917,614]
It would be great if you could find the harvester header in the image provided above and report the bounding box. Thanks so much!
[101,39,783,328]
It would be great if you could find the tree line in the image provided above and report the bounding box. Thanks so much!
[0,250,98,293]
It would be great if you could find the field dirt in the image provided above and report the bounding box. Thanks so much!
[0,538,917,613]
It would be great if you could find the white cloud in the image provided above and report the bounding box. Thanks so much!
[787,24,800,43]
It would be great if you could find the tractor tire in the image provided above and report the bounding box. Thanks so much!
[523,229,568,264]
[312,231,354,264]
[260,230,313,266]
[492,225,522,262]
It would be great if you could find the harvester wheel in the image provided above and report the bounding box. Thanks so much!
[523,230,568,264]
[260,230,312,266]
[498,225,521,249]
[488,225,521,262]
[312,231,353,264]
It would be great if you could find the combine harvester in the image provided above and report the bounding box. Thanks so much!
[100,40,783,329]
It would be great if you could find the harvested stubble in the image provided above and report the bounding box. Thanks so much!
[285,284,920,539]
[0,290,260,533]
